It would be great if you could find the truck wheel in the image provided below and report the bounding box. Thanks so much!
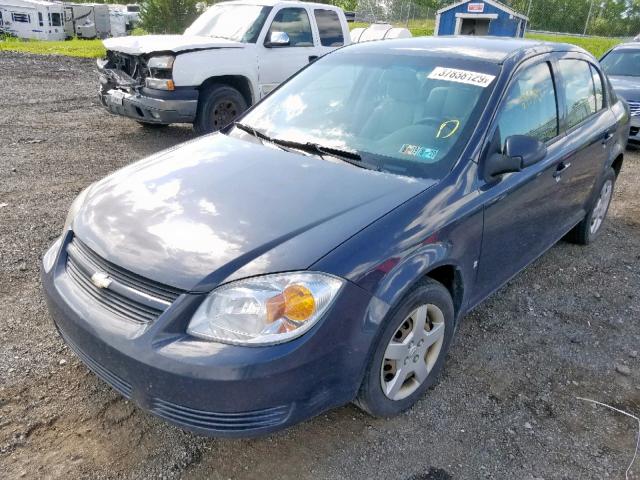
[194,84,247,135]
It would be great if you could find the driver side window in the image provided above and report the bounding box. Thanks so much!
[496,62,559,150]
[267,8,313,47]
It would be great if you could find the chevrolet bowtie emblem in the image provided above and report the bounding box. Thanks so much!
[91,272,112,289]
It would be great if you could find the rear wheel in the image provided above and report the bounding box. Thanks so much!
[194,84,247,135]
[355,280,455,417]
[567,168,616,245]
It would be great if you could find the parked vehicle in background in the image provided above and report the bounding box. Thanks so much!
[0,0,65,40]
[63,3,110,40]
[600,43,640,144]
[97,0,350,133]
[43,37,628,437]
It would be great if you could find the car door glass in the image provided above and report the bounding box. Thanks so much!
[590,64,604,110]
[496,62,558,149]
[314,9,344,47]
[268,8,313,47]
[559,59,597,129]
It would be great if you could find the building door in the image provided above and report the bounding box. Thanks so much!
[460,18,490,35]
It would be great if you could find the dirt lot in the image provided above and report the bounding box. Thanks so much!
[1,51,639,480]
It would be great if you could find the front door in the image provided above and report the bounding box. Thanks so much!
[257,6,319,97]
[472,59,569,303]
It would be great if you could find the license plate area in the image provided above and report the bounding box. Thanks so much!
[108,90,125,106]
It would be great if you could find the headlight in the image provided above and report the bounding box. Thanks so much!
[187,272,344,346]
[147,55,175,70]
[63,185,92,233]
[145,78,175,91]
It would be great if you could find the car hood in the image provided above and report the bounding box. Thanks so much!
[102,34,244,55]
[73,134,433,292]
[608,75,640,102]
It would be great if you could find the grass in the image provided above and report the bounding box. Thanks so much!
[0,24,623,59]
[0,36,105,58]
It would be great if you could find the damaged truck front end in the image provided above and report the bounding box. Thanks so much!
[97,51,198,125]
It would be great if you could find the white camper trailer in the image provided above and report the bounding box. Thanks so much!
[0,0,65,40]
[63,3,110,39]
[107,7,127,37]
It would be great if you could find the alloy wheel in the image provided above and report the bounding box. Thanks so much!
[590,179,613,235]
[380,304,445,401]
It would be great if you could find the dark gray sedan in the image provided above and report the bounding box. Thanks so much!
[601,43,640,143]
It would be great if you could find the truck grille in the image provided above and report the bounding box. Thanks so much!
[66,237,183,324]
[628,100,640,117]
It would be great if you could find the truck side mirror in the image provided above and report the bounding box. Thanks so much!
[266,31,290,47]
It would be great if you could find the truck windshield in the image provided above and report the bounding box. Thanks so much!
[238,52,499,180]
[185,4,271,43]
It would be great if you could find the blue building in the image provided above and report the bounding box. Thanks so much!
[435,0,528,38]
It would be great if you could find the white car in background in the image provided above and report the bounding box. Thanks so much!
[97,0,350,133]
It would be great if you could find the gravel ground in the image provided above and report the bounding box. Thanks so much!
[1,51,639,480]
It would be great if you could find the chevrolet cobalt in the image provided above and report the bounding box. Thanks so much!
[42,37,628,437]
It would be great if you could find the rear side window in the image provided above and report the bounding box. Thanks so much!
[496,62,559,147]
[268,8,313,47]
[558,59,597,129]
[50,12,62,27]
[314,9,344,47]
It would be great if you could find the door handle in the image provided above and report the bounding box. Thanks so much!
[553,161,571,178]
[308,55,318,63]
[602,130,615,144]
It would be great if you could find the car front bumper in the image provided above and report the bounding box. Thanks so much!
[41,234,380,437]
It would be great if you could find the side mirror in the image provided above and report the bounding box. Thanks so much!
[484,135,547,179]
[265,31,290,47]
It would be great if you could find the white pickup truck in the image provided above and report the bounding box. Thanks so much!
[97,0,350,133]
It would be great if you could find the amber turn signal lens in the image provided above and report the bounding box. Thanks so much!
[266,284,316,324]
[282,284,315,322]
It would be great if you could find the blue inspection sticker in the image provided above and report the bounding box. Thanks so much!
[399,144,439,161]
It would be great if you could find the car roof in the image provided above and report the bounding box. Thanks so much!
[609,42,640,51]
[340,36,589,64]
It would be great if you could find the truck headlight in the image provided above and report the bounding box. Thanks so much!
[145,78,175,90]
[147,55,175,70]
[187,272,344,346]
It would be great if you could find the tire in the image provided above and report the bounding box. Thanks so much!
[567,168,616,245]
[355,279,455,418]
[194,84,248,135]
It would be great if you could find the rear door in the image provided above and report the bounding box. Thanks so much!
[257,6,321,97]
[312,8,346,56]
[472,58,569,303]
[553,57,616,227]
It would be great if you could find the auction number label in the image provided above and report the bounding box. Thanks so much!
[428,67,496,88]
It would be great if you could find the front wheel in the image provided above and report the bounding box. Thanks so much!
[567,168,616,245]
[355,280,455,417]
[194,84,247,135]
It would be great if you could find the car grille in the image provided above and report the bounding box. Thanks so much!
[628,100,640,117]
[66,237,183,324]
[149,397,292,432]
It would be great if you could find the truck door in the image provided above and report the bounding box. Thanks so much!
[257,6,320,97]
[312,8,346,57]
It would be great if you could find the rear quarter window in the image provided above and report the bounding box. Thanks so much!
[314,9,344,47]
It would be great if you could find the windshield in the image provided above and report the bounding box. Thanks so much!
[238,52,499,179]
[185,4,271,42]
[601,49,640,77]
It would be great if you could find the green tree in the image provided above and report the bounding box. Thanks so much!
[140,0,200,34]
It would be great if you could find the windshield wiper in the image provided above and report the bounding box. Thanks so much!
[233,122,295,153]
[269,138,379,171]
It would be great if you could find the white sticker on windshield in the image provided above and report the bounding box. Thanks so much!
[428,67,496,88]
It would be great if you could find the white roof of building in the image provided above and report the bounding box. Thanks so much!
[437,0,528,21]
[0,0,63,8]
